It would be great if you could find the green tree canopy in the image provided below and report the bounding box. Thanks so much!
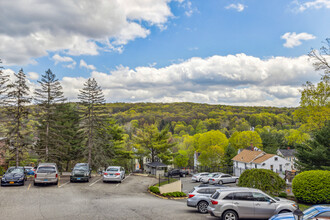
[229,131,262,150]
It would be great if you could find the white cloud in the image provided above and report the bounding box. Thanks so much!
[57,54,318,107]
[27,72,39,80]
[281,32,316,48]
[0,0,175,65]
[52,54,77,69]
[295,0,330,12]
[225,3,246,12]
[80,60,96,70]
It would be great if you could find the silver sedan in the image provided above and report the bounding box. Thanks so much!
[208,174,238,184]
[103,166,125,183]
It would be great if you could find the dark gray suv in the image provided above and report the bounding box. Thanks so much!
[187,184,228,213]
[70,163,91,182]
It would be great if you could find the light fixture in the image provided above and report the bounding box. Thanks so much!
[293,207,304,220]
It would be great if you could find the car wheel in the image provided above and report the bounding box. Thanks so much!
[219,180,223,185]
[34,182,37,186]
[197,201,209,214]
[86,178,89,182]
[235,179,238,183]
[222,210,238,220]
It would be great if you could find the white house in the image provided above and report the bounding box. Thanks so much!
[232,149,292,177]
[277,148,297,169]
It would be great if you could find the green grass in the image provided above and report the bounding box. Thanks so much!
[298,203,312,211]
[155,178,178,187]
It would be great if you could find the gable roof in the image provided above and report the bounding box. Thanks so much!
[146,161,167,168]
[232,149,264,163]
[253,154,275,164]
[277,149,296,157]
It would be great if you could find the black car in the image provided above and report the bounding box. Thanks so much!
[70,163,92,182]
[165,169,189,177]
[1,167,27,186]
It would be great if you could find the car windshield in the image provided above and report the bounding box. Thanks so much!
[214,174,220,178]
[38,166,56,173]
[6,168,24,174]
[303,207,318,219]
[74,166,88,171]
[107,168,119,172]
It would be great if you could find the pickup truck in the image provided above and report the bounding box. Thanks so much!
[165,169,189,177]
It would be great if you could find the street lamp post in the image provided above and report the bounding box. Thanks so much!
[293,207,304,220]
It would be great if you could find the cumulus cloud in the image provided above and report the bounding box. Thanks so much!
[281,32,316,48]
[295,0,330,12]
[0,0,175,65]
[225,3,246,12]
[57,54,317,107]
[80,60,96,70]
[52,54,77,69]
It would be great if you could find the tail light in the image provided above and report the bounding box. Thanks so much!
[56,174,58,178]
[34,174,37,178]
[188,194,195,198]
[211,200,218,205]
[115,173,120,176]
[211,179,214,181]
[104,173,108,175]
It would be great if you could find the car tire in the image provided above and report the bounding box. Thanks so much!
[34,182,37,186]
[54,180,58,185]
[235,179,238,183]
[197,201,209,214]
[86,178,89,182]
[222,210,238,220]
[219,180,223,185]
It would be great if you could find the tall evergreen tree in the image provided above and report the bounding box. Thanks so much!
[78,78,106,167]
[34,69,66,161]
[0,59,9,105]
[6,69,31,166]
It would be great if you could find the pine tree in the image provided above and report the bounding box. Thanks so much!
[78,78,106,167]
[0,59,9,105]
[34,69,66,161]
[6,69,31,166]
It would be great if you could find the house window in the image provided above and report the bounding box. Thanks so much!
[262,163,265,166]
[270,165,274,171]
[245,163,247,169]
[255,164,257,168]
[279,165,282,172]
[274,157,278,161]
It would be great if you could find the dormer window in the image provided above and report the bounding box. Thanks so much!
[262,163,265,166]
[274,157,278,161]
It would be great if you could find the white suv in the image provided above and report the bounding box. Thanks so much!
[34,163,59,186]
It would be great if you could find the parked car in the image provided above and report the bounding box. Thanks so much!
[34,163,59,186]
[165,169,189,177]
[191,172,209,182]
[270,205,330,220]
[208,173,239,184]
[207,187,298,220]
[1,166,27,186]
[103,166,125,183]
[70,163,91,182]
[200,172,222,183]
[187,185,229,213]
[24,166,35,175]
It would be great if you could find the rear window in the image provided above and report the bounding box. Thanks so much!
[211,191,220,199]
[38,166,56,173]
[107,168,119,172]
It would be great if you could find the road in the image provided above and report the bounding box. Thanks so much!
[0,174,216,220]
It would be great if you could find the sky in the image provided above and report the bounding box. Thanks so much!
[0,0,329,107]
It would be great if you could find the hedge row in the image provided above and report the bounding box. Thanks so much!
[149,186,160,194]
[292,170,330,204]
[162,192,186,197]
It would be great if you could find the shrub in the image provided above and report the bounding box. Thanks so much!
[278,192,287,198]
[292,170,330,204]
[0,166,5,176]
[149,186,160,194]
[238,169,286,195]
[162,192,186,197]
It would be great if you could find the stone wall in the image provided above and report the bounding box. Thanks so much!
[0,138,6,166]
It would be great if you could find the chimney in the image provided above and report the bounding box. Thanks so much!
[251,143,254,151]
[287,146,290,150]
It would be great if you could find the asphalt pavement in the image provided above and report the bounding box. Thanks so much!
[0,174,217,220]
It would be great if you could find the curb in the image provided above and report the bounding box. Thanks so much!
[148,190,188,200]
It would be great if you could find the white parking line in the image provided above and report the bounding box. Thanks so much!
[115,174,130,187]
[58,181,70,188]
[89,177,102,187]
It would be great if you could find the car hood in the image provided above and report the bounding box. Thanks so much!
[3,173,24,179]
[275,197,296,204]
[270,212,294,220]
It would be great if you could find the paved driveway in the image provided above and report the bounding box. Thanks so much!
[0,174,216,220]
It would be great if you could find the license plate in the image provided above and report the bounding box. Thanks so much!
[110,174,113,176]
[44,179,48,181]
[77,178,81,180]
[10,181,14,184]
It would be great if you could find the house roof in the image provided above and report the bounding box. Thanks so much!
[232,149,264,163]
[253,154,275,164]
[277,149,296,157]
[146,161,167,168]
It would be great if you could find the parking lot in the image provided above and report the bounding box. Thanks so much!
[0,174,219,220]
